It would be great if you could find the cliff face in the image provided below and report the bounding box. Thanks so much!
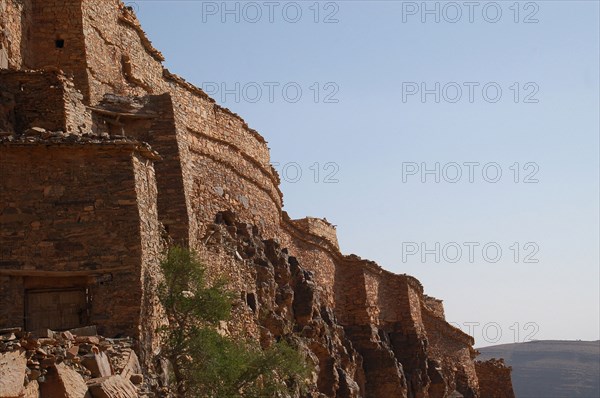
[0,1,515,397]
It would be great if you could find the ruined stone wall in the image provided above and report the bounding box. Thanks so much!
[424,295,445,320]
[0,141,159,339]
[280,216,339,307]
[92,93,191,244]
[0,70,91,134]
[0,2,518,395]
[290,217,340,250]
[422,308,479,397]
[475,359,515,398]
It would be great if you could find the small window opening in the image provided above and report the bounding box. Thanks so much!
[55,39,65,49]
[246,293,257,313]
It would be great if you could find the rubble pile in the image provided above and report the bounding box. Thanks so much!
[0,326,151,398]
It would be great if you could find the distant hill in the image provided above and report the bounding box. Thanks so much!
[478,340,600,398]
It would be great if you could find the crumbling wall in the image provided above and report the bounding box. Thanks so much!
[0,70,91,134]
[474,359,515,398]
[422,308,479,398]
[424,295,445,320]
[78,0,284,245]
[92,93,191,244]
[280,216,339,307]
[290,217,340,250]
[0,139,159,339]
[169,81,283,246]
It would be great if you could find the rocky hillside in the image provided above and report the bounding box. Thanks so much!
[478,340,600,398]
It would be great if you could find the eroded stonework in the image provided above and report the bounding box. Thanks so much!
[0,1,515,397]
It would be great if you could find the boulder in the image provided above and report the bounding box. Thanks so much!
[40,363,91,398]
[87,375,137,398]
[82,352,112,378]
[69,326,98,337]
[22,381,39,398]
[118,349,141,380]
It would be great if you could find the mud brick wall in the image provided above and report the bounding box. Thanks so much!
[475,359,515,398]
[0,141,159,339]
[96,93,191,244]
[0,1,518,395]
[333,258,369,327]
[80,0,285,242]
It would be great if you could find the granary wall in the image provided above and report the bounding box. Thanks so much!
[75,0,284,244]
[131,152,164,365]
[0,141,160,340]
[424,295,446,320]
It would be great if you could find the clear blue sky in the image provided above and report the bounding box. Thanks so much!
[134,0,599,347]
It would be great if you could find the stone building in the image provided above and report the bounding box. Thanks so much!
[0,1,515,397]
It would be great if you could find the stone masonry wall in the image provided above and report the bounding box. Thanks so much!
[424,295,445,320]
[423,308,479,397]
[290,217,340,250]
[475,359,515,398]
[0,140,159,339]
[0,70,91,134]
[27,0,90,101]
[131,152,164,366]
[79,0,284,245]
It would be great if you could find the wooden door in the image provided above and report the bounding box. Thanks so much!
[25,289,88,331]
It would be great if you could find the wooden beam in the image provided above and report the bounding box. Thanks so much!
[0,267,132,277]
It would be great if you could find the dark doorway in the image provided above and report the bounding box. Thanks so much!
[25,288,89,331]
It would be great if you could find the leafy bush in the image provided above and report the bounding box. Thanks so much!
[157,246,311,397]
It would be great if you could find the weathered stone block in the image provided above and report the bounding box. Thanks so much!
[0,350,26,398]
[39,363,90,398]
[87,375,137,398]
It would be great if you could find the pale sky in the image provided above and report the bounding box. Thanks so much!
[133,0,600,347]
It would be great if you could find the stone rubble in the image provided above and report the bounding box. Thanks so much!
[0,327,151,398]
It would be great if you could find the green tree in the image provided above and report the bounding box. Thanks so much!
[157,246,311,398]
